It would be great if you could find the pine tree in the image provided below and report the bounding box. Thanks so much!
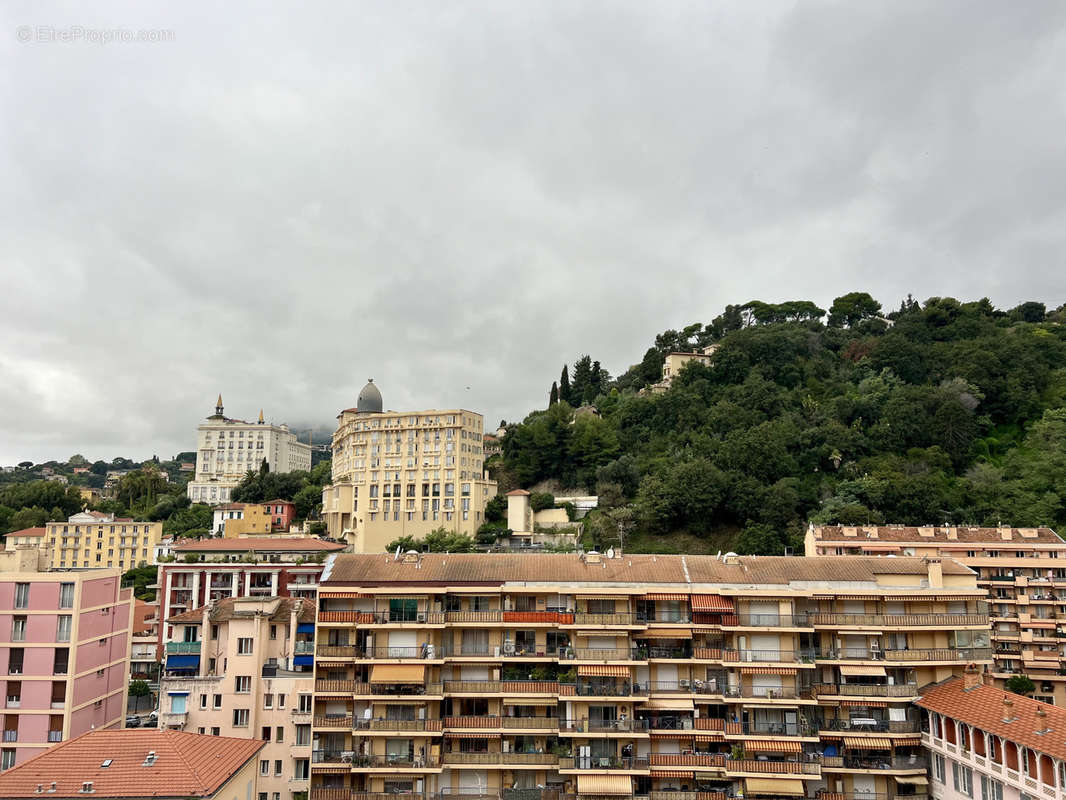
[559,365,572,405]
[572,356,593,406]
[549,381,559,406]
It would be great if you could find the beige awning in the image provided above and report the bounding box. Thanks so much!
[839,665,887,677]
[577,775,633,795]
[643,697,695,710]
[578,664,631,677]
[645,593,689,601]
[640,628,693,639]
[744,778,805,796]
[894,776,929,786]
[369,664,425,683]
[844,736,892,749]
[739,666,798,675]
[503,697,558,706]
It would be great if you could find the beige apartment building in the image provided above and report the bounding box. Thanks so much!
[187,396,313,505]
[41,511,163,570]
[158,597,316,800]
[321,381,497,552]
[308,551,990,800]
[806,524,1066,706]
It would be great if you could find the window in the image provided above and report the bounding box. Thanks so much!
[199,694,208,710]
[982,776,1004,800]
[274,760,282,776]
[277,693,286,709]
[261,727,271,741]
[11,617,26,642]
[8,649,24,675]
[197,727,205,735]
[233,709,249,727]
[1,749,15,771]
[260,760,269,776]
[298,694,312,713]
[237,638,253,654]
[295,725,311,746]
[263,693,273,709]
[934,754,946,783]
[211,727,220,736]
[235,676,251,693]
[59,583,74,609]
[294,759,309,780]
[170,694,187,714]
[211,625,219,640]
[269,625,277,640]
[954,761,974,797]
[14,584,29,609]
[275,726,283,742]
[213,694,222,709]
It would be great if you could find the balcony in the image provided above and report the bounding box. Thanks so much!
[722,686,813,701]
[321,611,447,624]
[829,754,927,771]
[315,645,442,659]
[560,648,641,661]
[503,611,575,625]
[722,614,811,628]
[313,715,353,728]
[559,719,649,734]
[444,611,503,623]
[814,683,919,698]
[561,683,647,698]
[720,649,813,664]
[311,751,441,768]
[726,756,821,776]
[442,752,559,765]
[444,716,558,731]
[353,719,443,732]
[559,755,650,770]
[443,680,559,695]
[819,647,992,663]
[818,718,921,733]
[808,613,986,628]
[166,642,202,654]
[572,613,640,626]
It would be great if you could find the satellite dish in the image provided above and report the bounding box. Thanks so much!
[606,547,615,559]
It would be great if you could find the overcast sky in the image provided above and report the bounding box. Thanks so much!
[2,1,1066,465]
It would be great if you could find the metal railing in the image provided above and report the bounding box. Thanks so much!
[442,752,558,765]
[819,647,992,662]
[559,719,649,733]
[444,716,558,729]
[573,613,640,626]
[311,751,441,768]
[165,641,202,654]
[818,718,921,733]
[559,755,650,770]
[353,719,444,732]
[722,614,811,628]
[814,683,919,697]
[563,683,646,697]
[808,613,986,627]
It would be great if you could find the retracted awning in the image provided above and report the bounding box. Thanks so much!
[503,698,557,706]
[446,732,501,739]
[744,740,802,753]
[576,775,633,795]
[692,595,734,612]
[577,665,630,677]
[369,664,425,683]
[650,770,695,779]
[839,665,887,677]
[744,778,805,796]
[894,776,929,786]
[643,697,694,710]
[839,700,888,708]
[644,593,689,601]
[640,629,693,639]
[739,666,797,675]
[844,736,893,749]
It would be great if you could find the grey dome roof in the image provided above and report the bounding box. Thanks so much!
[356,379,383,413]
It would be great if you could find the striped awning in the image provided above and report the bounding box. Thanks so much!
[312,765,351,774]
[644,698,695,710]
[650,770,695,779]
[577,665,630,677]
[577,594,628,600]
[446,731,501,739]
[695,734,725,743]
[844,736,892,749]
[839,700,887,708]
[839,665,887,677]
[894,737,923,747]
[744,778,805,796]
[640,628,692,639]
[651,731,696,739]
[692,627,721,634]
[692,595,734,612]
[319,591,369,598]
[577,775,633,795]
[745,740,802,753]
[739,666,797,675]
[645,593,689,601]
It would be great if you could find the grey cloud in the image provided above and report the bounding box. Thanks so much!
[2,0,1065,463]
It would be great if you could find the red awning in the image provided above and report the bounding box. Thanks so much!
[692,595,734,612]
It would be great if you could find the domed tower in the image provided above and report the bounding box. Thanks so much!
[356,379,383,414]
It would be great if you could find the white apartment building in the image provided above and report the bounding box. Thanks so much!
[187,396,313,505]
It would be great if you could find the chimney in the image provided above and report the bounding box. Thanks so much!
[927,558,943,588]
[1002,696,1015,723]
[962,663,981,690]
[1036,707,1050,735]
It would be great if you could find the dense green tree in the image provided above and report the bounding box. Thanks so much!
[549,381,559,406]
[529,492,555,512]
[828,292,882,328]
[386,528,477,553]
[559,365,572,406]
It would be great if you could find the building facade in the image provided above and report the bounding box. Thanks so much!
[130,600,160,685]
[156,537,344,649]
[187,396,313,505]
[308,551,990,800]
[0,557,132,770]
[213,501,298,537]
[321,381,497,552]
[1,530,45,552]
[806,525,1066,705]
[43,511,163,570]
[159,597,315,800]
[0,728,264,800]
[919,671,1066,800]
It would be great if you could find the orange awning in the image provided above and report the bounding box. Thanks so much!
[745,779,804,796]
[844,736,892,749]
[839,700,887,708]
[739,666,797,675]
[650,770,695,779]
[745,740,802,753]
[370,664,425,683]
[577,665,630,677]
[695,734,725,743]
[645,593,689,601]
[577,775,633,795]
[692,595,734,612]
[319,591,369,598]
[446,732,501,739]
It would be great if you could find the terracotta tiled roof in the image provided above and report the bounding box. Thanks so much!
[0,729,263,798]
[505,489,530,496]
[918,677,1066,762]
[167,596,315,625]
[323,553,974,588]
[262,499,294,506]
[173,536,344,553]
[4,527,45,538]
[213,503,247,511]
[812,525,1065,546]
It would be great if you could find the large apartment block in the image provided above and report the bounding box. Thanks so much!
[0,552,132,771]
[806,525,1066,705]
[187,396,313,505]
[321,380,497,552]
[158,597,316,800]
[39,511,163,571]
[308,552,991,800]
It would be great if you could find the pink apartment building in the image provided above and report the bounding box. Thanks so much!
[920,668,1066,800]
[0,549,132,771]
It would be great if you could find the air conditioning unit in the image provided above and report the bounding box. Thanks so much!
[503,640,515,656]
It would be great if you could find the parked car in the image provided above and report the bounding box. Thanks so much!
[124,715,141,728]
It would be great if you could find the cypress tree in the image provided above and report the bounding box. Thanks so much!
[549,381,559,406]
[559,365,572,405]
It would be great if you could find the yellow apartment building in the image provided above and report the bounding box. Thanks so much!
[806,524,1066,705]
[43,511,163,570]
[320,380,497,552]
[308,551,990,800]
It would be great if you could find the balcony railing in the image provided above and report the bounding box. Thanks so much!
[315,645,442,659]
[444,716,558,730]
[819,647,992,662]
[445,611,502,623]
[165,641,202,654]
[559,755,650,770]
[572,613,639,626]
[442,752,559,765]
[295,640,315,654]
[722,686,812,701]
[808,613,986,628]
[354,719,443,732]
[311,751,441,768]
[320,611,447,624]
[443,680,559,694]
[835,755,927,771]
[503,611,575,624]
[814,683,919,697]
[562,683,646,697]
[721,614,811,628]
[720,649,813,663]
[560,648,641,661]
[315,680,443,695]
[818,718,921,733]
[560,719,650,733]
